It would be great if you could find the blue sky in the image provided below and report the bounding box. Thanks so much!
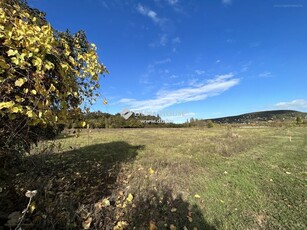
[29,0,307,123]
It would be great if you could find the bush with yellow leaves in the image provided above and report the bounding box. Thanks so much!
[0,0,108,159]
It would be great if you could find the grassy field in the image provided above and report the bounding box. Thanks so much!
[12,127,307,229]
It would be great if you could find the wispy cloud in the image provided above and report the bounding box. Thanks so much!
[222,0,232,6]
[172,37,181,44]
[150,34,181,47]
[167,0,178,5]
[259,71,272,78]
[119,73,239,111]
[137,3,181,50]
[171,37,181,52]
[240,61,252,72]
[159,34,168,46]
[137,4,162,24]
[250,41,261,48]
[274,99,307,110]
[155,58,171,64]
[170,74,178,79]
[99,0,109,9]
[195,69,205,75]
[226,38,235,44]
[140,58,171,84]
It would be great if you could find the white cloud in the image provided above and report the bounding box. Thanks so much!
[137,4,161,24]
[99,0,109,9]
[167,0,178,5]
[155,58,171,64]
[159,34,168,46]
[140,58,171,84]
[172,37,181,44]
[274,99,307,110]
[149,34,170,47]
[216,59,221,63]
[137,4,181,50]
[137,4,147,14]
[195,69,205,75]
[259,71,272,78]
[119,73,239,111]
[240,62,252,72]
[148,11,159,23]
[136,4,165,25]
[222,0,232,5]
[226,39,235,43]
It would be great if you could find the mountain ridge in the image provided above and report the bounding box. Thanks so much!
[205,110,307,124]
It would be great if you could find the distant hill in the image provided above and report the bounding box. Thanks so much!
[206,110,307,124]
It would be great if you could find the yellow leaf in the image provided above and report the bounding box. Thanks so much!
[26,110,35,118]
[0,56,9,69]
[0,101,15,110]
[60,63,69,71]
[69,56,75,64]
[10,105,23,113]
[49,84,56,92]
[24,88,29,93]
[7,49,18,56]
[44,61,54,70]
[113,221,128,230]
[103,99,108,105]
[194,194,201,199]
[32,57,42,68]
[149,221,158,230]
[15,78,27,87]
[101,198,110,207]
[126,193,133,203]
[82,217,92,230]
[11,57,19,65]
[30,202,36,213]
[81,121,86,127]
[15,96,25,102]
[149,168,155,175]
[31,89,37,95]
[64,49,70,56]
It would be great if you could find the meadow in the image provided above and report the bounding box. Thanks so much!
[12,126,307,229]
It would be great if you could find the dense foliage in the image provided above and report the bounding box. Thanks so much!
[0,0,107,159]
[74,111,183,129]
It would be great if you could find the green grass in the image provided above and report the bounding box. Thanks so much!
[12,127,307,229]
